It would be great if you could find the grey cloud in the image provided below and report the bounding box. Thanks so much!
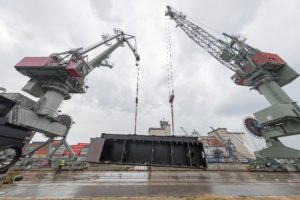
[213,90,268,117]
[89,0,114,21]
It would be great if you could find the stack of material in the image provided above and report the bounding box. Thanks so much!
[65,143,89,161]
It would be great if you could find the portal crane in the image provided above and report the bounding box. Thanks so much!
[16,28,139,120]
[0,29,139,173]
[166,6,300,167]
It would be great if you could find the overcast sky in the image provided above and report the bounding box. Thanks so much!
[0,0,300,151]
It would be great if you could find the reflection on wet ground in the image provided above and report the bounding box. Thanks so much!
[1,170,300,197]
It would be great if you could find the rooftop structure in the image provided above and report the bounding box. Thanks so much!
[148,120,171,136]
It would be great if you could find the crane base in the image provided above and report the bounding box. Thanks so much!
[250,140,300,172]
[254,140,300,159]
[249,157,300,172]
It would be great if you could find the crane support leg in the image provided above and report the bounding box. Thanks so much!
[253,79,300,159]
[255,139,300,158]
[47,138,76,159]
[24,137,54,158]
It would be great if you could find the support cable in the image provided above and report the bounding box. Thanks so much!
[134,62,140,135]
[134,38,140,135]
[165,16,175,135]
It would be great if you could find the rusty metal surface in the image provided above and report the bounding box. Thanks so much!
[87,134,207,169]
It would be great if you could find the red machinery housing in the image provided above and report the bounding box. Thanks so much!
[15,56,89,79]
[251,52,286,70]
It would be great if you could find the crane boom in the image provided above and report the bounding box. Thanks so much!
[166,6,298,88]
[166,6,238,72]
[53,29,140,78]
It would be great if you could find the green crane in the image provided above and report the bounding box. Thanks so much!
[166,6,300,170]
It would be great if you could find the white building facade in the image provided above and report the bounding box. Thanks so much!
[148,120,171,136]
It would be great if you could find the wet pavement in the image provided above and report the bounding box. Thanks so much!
[1,170,300,198]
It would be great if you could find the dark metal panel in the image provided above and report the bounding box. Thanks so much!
[190,143,207,168]
[152,141,172,165]
[0,95,16,117]
[122,140,152,165]
[0,124,31,142]
[0,95,31,149]
[172,142,190,167]
[101,133,199,143]
[88,133,207,169]
[86,138,105,163]
[0,95,33,174]
[100,139,124,163]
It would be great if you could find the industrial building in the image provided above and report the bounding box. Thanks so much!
[199,136,228,161]
[208,128,255,161]
[147,118,254,162]
[148,120,172,136]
